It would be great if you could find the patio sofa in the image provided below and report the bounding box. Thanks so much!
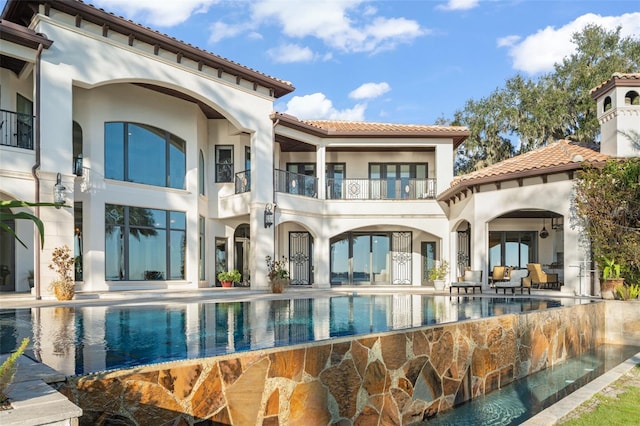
[450,270,483,294]
[494,269,531,294]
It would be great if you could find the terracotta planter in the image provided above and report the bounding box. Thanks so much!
[270,277,288,293]
[601,278,624,300]
[54,285,75,301]
[221,281,233,288]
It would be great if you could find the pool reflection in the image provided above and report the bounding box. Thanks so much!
[0,295,576,375]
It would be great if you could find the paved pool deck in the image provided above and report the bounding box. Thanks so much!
[1,287,638,425]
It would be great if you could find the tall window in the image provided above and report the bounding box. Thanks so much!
[199,150,205,195]
[73,121,83,176]
[199,216,205,280]
[74,202,83,281]
[215,145,233,182]
[105,122,186,189]
[105,204,186,281]
[488,231,537,270]
[16,93,33,149]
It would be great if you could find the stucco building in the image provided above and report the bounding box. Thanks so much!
[1,0,638,298]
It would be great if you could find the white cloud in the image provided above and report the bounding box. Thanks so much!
[349,82,391,100]
[248,0,425,53]
[280,93,366,121]
[437,0,480,12]
[89,0,217,27]
[267,44,316,63]
[503,12,640,75]
[497,35,520,48]
[209,21,250,43]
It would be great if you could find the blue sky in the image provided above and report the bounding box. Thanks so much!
[7,0,640,124]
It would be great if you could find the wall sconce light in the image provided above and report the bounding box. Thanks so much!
[264,203,274,228]
[53,173,66,208]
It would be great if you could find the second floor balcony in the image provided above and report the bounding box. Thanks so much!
[1,110,33,150]
[234,169,438,201]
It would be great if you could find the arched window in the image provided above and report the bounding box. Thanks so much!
[603,96,612,112]
[625,90,639,106]
[105,122,185,189]
[73,121,83,176]
[199,150,205,196]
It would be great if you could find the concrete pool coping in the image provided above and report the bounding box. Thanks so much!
[1,287,636,425]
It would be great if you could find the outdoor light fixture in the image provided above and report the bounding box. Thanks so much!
[53,173,66,208]
[539,218,549,239]
[264,203,274,228]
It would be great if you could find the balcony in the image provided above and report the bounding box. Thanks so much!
[327,178,437,200]
[1,109,33,150]
[235,170,438,201]
[275,169,318,198]
[235,170,250,193]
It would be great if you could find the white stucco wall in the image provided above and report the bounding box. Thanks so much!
[446,177,589,295]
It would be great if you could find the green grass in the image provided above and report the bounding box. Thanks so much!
[559,365,640,426]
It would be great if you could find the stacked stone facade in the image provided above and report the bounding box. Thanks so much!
[59,302,603,425]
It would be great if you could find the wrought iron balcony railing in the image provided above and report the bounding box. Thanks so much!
[326,177,437,200]
[275,169,318,198]
[235,170,251,193]
[1,109,34,150]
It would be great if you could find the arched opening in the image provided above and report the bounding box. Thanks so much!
[603,96,612,112]
[625,90,639,105]
[330,228,412,286]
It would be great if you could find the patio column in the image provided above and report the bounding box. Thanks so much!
[314,235,330,288]
[316,145,326,199]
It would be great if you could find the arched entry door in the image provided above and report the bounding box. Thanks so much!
[234,224,250,286]
[0,218,15,292]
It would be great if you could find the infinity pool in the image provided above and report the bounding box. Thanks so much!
[1,294,586,375]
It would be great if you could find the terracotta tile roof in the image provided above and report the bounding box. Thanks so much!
[590,72,640,99]
[303,119,469,134]
[440,140,610,199]
[272,113,470,146]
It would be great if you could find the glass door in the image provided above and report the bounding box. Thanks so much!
[352,234,371,284]
[372,234,390,284]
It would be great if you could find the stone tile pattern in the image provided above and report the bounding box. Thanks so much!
[59,302,603,425]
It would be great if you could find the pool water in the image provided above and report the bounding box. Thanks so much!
[422,343,640,425]
[1,295,587,375]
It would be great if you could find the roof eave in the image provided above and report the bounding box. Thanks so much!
[2,0,294,98]
[272,112,471,142]
[437,161,606,202]
[0,19,53,49]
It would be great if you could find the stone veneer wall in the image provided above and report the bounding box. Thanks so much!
[59,302,603,425]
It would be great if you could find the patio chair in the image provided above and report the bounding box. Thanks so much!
[450,269,483,294]
[489,266,509,287]
[526,263,559,290]
[495,269,531,294]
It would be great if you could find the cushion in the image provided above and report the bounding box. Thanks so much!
[463,270,482,282]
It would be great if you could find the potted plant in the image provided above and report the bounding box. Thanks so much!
[428,260,449,291]
[48,245,75,300]
[600,257,624,300]
[27,270,34,289]
[217,269,241,288]
[266,255,289,293]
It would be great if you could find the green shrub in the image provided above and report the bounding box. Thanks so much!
[0,338,29,404]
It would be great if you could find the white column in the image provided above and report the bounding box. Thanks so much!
[316,145,326,199]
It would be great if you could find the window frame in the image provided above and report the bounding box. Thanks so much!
[104,122,186,189]
[215,145,234,183]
